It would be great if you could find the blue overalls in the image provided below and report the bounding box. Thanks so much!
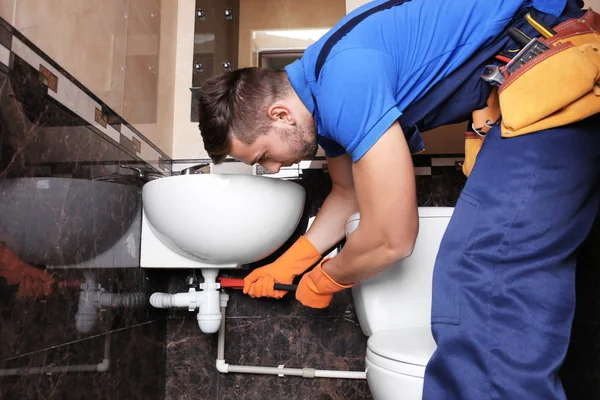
[311,0,600,398]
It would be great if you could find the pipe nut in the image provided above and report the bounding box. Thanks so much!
[188,287,198,311]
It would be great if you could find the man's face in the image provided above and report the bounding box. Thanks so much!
[230,122,318,173]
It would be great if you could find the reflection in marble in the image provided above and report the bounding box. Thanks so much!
[0,46,168,399]
[0,178,140,267]
[4,0,175,160]
[12,0,129,113]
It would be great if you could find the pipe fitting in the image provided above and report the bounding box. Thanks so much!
[149,269,226,333]
[97,358,111,372]
[149,288,223,333]
[76,281,147,333]
[216,359,229,373]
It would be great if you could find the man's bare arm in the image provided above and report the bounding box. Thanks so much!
[304,153,359,254]
[322,121,418,283]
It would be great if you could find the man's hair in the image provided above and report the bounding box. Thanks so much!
[198,67,292,163]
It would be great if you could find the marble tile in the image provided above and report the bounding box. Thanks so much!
[166,312,371,400]
[0,44,8,67]
[122,0,161,145]
[0,21,12,50]
[0,39,168,399]
[7,15,170,170]
[13,0,129,114]
[0,320,167,400]
[416,169,466,207]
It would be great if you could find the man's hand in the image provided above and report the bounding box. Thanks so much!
[295,259,353,308]
[0,244,55,299]
[12,266,55,298]
[1,262,54,299]
[243,236,321,298]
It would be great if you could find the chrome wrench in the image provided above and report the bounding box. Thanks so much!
[480,65,506,86]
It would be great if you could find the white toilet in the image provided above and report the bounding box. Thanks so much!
[345,207,453,400]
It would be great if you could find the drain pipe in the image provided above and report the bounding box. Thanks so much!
[150,268,222,333]
[215,292,367,380]
[75,273,147,333]
[0,334,111,376]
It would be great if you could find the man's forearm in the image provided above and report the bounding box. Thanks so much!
[304,185,358,254]
[322,219,416,285]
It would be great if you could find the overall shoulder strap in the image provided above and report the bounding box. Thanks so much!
[314,0,411,80]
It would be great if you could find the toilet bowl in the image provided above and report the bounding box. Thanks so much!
[365,327,436,399]
[346,207,453,400]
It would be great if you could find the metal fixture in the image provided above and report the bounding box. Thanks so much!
[194,62,204,72]
[180,163,210,175]
[224,8,233,19]
[120,165,165,181]
[196,9,205,20]
[222,61,232,71]
[185,274,197,287]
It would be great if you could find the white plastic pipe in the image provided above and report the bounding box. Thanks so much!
[75,273,147,333]
[150,288,221,333]
[149,289,201,309]
[97,292,147,308]
[215,292,366,380]
[150,268,223,333]
[0,334,111,376]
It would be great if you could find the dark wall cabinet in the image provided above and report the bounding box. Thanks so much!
[192,0,240,88]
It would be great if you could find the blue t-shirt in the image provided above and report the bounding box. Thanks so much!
[285,0,567,162]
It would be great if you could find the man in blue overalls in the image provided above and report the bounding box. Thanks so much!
[197,0,600,398]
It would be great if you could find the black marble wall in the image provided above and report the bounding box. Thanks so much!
[164,168,468,400]
[0,20,171,400]
[163,168,600,400]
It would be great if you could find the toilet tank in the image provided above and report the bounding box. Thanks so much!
[348,207,453,337]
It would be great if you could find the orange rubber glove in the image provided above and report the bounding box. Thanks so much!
[243,236,321,299]
[0,245,54,299]
[295,260,353,308]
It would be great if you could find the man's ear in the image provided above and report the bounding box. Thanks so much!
[268,104,296,125]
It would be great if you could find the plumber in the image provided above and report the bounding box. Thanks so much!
[196,0,600,398]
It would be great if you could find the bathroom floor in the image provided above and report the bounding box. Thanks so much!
[164,271,372,400]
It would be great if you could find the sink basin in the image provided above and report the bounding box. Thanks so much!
[0,178,141,267]
[140,174,306,269]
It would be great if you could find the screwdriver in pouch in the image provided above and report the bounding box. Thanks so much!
[507,27,532,47]
[525,11,557,38]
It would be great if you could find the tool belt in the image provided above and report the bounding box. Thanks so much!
[463,8,600,177]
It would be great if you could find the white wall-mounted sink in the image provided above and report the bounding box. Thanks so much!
[141,174,306,269]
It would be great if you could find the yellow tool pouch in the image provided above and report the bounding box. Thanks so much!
[463,9,600,177]
[499,40,600,137]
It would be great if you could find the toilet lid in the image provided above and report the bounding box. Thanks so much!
[367,327,436,372]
